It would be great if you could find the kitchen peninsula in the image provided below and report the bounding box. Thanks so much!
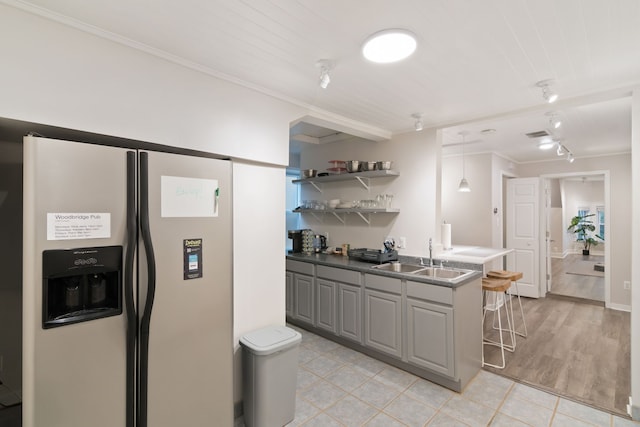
[285,252,483,392]
[437,246,514,272]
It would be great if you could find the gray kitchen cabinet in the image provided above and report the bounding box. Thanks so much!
[285,271,294,318]
[338,283,362,343]
[364,288,402,359]
[316,278,337,333]
[406,298,454,377]
[315,265,362,339]
[285,257,482,392]
[364,274,402,358]
[286,260,315,325]
[293,274,314,324]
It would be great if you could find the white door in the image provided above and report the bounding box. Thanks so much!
[506,178,540,298]
[543,179,553,293]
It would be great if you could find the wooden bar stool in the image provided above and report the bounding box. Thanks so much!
[482,277,515,369]
[487,270,527,338]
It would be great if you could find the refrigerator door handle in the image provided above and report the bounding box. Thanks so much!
[138,151,156,427]
[125,151,137,427]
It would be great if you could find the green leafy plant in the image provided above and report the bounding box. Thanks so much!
[567,213,604,253]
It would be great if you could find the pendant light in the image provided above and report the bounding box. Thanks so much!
[458,131,471,192]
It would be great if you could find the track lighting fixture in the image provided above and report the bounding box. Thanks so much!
[458,131,471,192]
[552,140,574,162]
[411,113,424,131]
[536,80,558,104]
[546,111,562,129]
[316,59,333,89]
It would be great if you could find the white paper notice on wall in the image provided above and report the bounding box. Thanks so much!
[47,213,111,241]
[161,176,219,218]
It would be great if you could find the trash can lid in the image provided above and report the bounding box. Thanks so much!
[240,325,301,355]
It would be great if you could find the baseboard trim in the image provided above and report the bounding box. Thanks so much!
[608,302,631,312]
[629,397,640,420]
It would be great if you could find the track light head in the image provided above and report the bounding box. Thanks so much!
[536,80,558,104]
[316,59,333,89]
[319,69,330,89]
[411,113,424,131]
[546,111,562,129]
[567,153,575,163]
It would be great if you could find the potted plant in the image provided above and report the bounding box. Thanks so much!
[567,213,604,256]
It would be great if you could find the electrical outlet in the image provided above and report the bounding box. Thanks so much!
[624,281,631,290]
[399,237,407,249]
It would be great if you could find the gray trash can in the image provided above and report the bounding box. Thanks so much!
[240,325,302,427]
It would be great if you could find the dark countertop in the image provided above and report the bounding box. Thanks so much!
[286,252,482,288]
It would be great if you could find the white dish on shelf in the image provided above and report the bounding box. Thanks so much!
[336,202,354,209]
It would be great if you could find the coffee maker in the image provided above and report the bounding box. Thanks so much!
[288,229,314,253]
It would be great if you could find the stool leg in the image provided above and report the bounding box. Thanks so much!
[512,281,528,338]
[483,292,508,369]
[490,292,516,352]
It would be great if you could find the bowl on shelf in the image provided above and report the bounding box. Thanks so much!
[360,161,377,171]
[376,161,392,170]
[328,199,340,209]
[302,169,317,178]
[345,160,361,173]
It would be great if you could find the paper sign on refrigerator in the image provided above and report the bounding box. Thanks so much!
[161,176,219,218]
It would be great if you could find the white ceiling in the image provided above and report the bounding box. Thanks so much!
[9,0,640,162]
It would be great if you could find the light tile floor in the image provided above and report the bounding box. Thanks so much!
[237,325,639,427]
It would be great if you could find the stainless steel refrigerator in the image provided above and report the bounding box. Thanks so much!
[22,135,233,427]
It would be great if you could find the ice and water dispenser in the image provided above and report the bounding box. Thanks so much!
[42,246,123,329]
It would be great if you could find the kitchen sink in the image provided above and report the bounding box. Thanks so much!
[371,262,425,273]
[411,267,473,279]
[371,263,476,283]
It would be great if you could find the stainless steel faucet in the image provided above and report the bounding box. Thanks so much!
[419,238,434,267]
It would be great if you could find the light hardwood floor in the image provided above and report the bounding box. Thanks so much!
[482,294,630,417]
[550,254,605,302]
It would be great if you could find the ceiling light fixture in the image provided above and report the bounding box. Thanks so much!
[536,80,558,104]
[411,113,424,131]
[362,29,417,63]
[556,143,565,156]
[458,131,471,192]
[316,59,333,89]
[567,153,575,163]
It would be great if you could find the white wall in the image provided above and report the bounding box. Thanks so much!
[0,4,306,410]
[298,129,441,256]
[442,153,494,247]
[631,87,640,420]
[232,161,286,403]
[0,4,300,165]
